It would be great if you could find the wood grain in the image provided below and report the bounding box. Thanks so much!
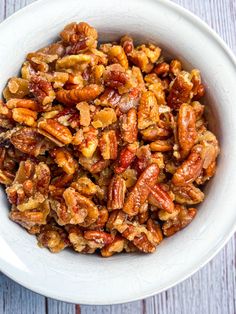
[0,0,235,313]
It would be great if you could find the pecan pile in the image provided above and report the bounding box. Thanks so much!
[0,22,220,256]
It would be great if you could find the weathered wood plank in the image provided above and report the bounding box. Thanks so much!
[0,273,46,314]
[47,298,76,314]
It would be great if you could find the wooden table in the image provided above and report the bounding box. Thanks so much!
[0,0,235,313]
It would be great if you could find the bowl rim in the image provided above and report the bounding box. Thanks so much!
[0,0,236,305]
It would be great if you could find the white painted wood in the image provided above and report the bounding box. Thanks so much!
[0,273,45,314]
[47,299,76,314]
[0,0,235,313]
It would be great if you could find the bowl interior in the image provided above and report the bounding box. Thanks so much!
[0,0,236,305]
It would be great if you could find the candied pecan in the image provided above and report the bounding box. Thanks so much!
[84,230,114,246]
[99,130,117,160]
[10,127,49,156]
[103,65,128,89]
[86,207,108,230]
[153,62,170,77]
[0,169,15,185]
[119,218,163,253]
[134,145,152,174]
[76,102,91,127]
[56,84,104,105]
[120,35,134,54]
[121,168,137,188]
[114,142,138,174]
[60,22,98,45]
[37,223,69,253]
[171,183,204,205]
[101,235,126,257]
[78,127,98,158]
[50,148,77,175]
[29,75,55,111]
[56,54,92,70]
[79,152,110,174]
[138,91,159,129]
[198,130,220,169]
[38,41,66,57]
[97,88,121,107]
[150,139,173,152]
[123,164,159,216]
[12,108,37,127]
[3,77,29,100]
[67,226,99,253]
[138,207,150,224]
[178,103,197,157]
[92,108,117,128]
[6,160,50,211]
[6,98,39,111]
[117,88,140,113]
[129,44,161,73]
[148,184,175,213]
[27,52,58,72]
[172,146,203,186]
[162,205,197,237]
[140,125,170,141]
[71,177,98,196]
[119,108,138,143]
[169,59,182,76]
[63,187,99,225]
[167,71,193,109]
[106,45,129,69]
[38,119,72,147]
[10,200,50,231]
[145,73,166,105]
[107,176,126,211]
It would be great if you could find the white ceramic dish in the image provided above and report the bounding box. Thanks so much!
[0,0,236,305]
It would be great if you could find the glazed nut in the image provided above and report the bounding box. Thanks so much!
[148,184,175,213]
[38,119,72,147]
[120,108,138,143]
[169,59,182,76]
[153,62,170,77]
[167,71,193,109]
[3,77,29,101]
[56,84,104,105]
[107,175,126,210]
[178,103,197,156]
[12,108,37,127]
[84,230,114,246]
[76,102,91,126]
[51,148,77,175]
[92,108,117,128]
[99,130,118,160]
[114,143,138,174]
[149,139,173,152]
[101,236,126,257]
[6,99,39,111]
[123,164,159,216]
[79,127,98,158]
[138,91,159,129]
[172,147,203,186]
[10,127,47,156]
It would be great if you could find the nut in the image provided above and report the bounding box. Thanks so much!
[99,130,118,160]
[107,175,126,210]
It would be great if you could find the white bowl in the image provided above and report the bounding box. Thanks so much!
[0,0,236,305]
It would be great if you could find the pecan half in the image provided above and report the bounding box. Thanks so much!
[123,164,159,216]
[107,176,126,211]
[38,119,72,147]
[99,130,118,160]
